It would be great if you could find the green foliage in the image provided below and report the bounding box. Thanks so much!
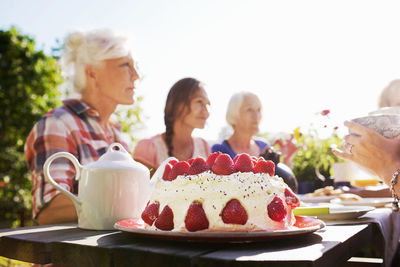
[114,96,146,151]
[291,130,343,182]
[0,27,63,226]
[290,110,344,182]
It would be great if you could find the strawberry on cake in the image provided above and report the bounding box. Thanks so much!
[141,152,300,232]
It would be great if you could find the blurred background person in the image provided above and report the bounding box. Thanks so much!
[25,29,139,225]
[333,121,398,198]
[211,91,298,192]
[133,77,210,175]
[378,79,400,108]
[332,79,400,198]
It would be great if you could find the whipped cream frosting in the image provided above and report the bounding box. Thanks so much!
[145,171,296,232]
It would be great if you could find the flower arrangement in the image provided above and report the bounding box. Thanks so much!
[290,109,343,184]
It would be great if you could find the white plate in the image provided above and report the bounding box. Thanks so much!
[316,206,375,220]
[114,217,325,243]
[330,197,393,208]
[299,195,338,203]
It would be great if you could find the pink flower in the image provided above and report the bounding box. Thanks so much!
[321,109,330,116]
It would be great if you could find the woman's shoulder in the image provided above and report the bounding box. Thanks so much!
[136,134,163,147]
[211,140,230,153]
[193,136,209,145]
[192,136,211,157]
[211,140,236,158]
[38,100,86,128]
[31,104,77,134]
[38,105,71,123]
[133,134,164,168]
[253,136,269,149]
[211,141,225,150]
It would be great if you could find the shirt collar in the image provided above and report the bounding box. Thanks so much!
[63,99,120,129]
[63,99,100,117]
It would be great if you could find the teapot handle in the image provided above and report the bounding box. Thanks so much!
[43,152,82,206]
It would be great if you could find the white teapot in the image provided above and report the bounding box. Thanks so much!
[43,143,150,230]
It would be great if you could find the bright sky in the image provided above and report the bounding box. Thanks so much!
[2,0,400,143]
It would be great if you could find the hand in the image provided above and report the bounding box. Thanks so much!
[272,134,299,166]
[332,120,400,186]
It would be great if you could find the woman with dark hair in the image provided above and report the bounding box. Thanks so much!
[134,77,211,175]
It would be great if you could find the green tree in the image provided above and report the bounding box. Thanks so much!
[0,27,63,227]
[115,95,146,150]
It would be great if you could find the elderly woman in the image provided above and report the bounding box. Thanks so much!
[134,78,211,175]
[211,92,298,192]
[25,29,139,225]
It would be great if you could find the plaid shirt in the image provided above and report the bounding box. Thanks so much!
[25,99,129,219]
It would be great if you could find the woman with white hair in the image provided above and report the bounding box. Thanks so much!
[211,92,298,192]
[25,29,139,225]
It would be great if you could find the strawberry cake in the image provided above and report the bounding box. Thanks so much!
[141,152,300,232]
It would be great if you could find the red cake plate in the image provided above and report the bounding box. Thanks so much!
[114,216,325,243]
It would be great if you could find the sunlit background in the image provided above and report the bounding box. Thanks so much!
[2,0,400,142]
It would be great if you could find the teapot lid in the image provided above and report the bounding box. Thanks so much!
[86,143,144,171]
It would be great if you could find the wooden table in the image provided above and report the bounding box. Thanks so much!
[0,222,378,267]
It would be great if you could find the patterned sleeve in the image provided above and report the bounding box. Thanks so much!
[25,115,78,219]
[133,138,158,169]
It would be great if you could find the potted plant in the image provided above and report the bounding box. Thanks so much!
[290,110,343,194]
